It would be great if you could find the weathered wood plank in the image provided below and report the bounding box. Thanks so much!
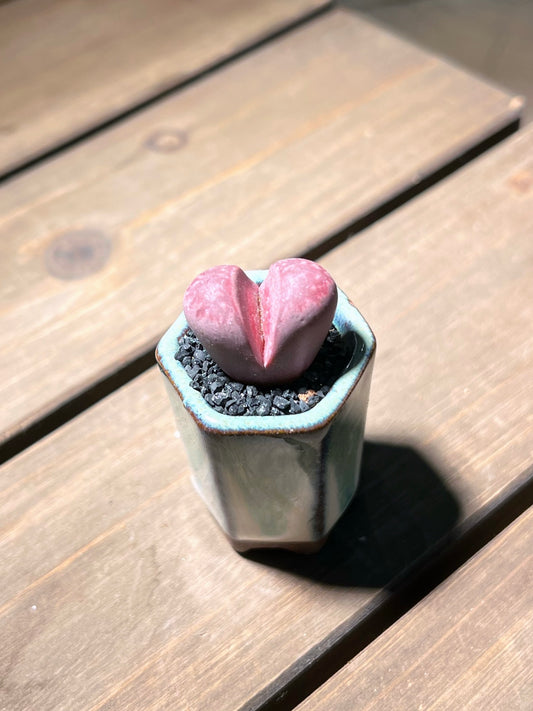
[297,507,533,711]
[0,0,330,175]
[346,0,533,123]
[1,123,532,710]
[0,9,522,448]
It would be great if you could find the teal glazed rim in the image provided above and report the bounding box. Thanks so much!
[156,270,376,435]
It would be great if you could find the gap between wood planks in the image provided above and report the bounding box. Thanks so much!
[0,117,520,466]
[0,1,333,185]
[243,469,533,711]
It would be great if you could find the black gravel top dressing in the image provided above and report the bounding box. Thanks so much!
[174,327,353,417]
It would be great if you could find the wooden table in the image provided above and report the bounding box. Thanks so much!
[1,2,531,709]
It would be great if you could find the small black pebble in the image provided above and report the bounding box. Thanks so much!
[256,401,271,416]
[209,379,225,394]
[273,395,290,411]
[185,364,200,379]
[211,392,229,407]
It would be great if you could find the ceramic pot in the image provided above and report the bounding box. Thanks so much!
[156,271,376,553]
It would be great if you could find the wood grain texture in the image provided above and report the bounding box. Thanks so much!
[297,507,533,711]
[345,0,533,123]
[0,0,330,175]
[1,124,533,711]
[0,9,523,446]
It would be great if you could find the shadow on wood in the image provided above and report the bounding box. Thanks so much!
[245,440,462,589]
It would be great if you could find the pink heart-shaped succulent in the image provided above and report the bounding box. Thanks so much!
[183,258,338,385]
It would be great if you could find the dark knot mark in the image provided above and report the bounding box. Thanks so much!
[508,169,532,195]
[45,229,112,280]
[145,129,188,153]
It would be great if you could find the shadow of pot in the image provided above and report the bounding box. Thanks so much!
[156,272,376,553]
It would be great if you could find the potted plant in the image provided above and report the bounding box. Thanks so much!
[156,258,376,553]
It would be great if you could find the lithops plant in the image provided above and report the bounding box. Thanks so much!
[183,258,338,385]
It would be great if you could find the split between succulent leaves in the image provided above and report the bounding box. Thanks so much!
[183,258,338,386]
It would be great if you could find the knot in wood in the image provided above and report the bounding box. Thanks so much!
[45,229,112,280]
[145,129,188,153]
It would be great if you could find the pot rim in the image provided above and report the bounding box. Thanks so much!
[156,270,376,435]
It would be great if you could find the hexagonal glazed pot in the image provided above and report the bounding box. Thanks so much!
[156,271,376,553]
